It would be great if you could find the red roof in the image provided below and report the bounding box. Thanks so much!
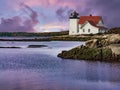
[87,20,96,26]
[78,16,102,24]
[96,26,107,29]
[87,20,107,29]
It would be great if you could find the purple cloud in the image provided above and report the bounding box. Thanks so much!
[0,0,120,32]
[56,7,73,22]
[0,3,39,32]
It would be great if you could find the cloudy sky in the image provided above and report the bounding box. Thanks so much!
[0,0,119,32]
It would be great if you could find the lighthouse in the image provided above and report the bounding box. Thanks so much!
[69,11,79,35]
[69,11,107,35]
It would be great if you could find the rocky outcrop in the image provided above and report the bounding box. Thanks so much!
[58,34,120,62]
[28,45,47,48]
[107,34,120,44]
[101,34,120,46]
[109,44,120,55]
[85,39,99,48]
[86,34,120,48]
[0,46,21,48]
[58,46,116,61]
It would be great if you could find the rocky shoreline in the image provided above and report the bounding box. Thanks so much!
[58,34,120,62]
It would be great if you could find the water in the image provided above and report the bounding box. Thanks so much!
[0,41,120,90]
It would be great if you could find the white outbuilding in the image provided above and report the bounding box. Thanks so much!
[69,11,107,35]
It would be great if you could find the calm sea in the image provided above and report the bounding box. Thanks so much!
[0,41,120,90]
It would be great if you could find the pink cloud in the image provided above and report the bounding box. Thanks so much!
[1,0,119,33]
[10,0,86,10]
[35,21,68,32]
[0,3,39,32]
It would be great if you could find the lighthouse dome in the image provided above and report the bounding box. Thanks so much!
[69,11,79,19]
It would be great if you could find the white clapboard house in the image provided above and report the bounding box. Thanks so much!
[69,11,107,35]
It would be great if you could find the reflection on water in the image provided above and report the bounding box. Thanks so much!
[0,41,120,90]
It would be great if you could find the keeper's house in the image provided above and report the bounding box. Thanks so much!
[69,11,107,35]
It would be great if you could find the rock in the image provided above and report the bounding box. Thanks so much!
[107,34,120,44]
[86,34,120,48]
[76,45,85,49]
[58,34,120,62]
[0,46,21,48]
[85,39,99,48]
[57,50,68,58]
[28,45,47,48]
[58,46,116,61]
[109,44,120,55]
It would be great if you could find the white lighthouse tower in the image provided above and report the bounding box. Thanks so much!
[69,11,79,35]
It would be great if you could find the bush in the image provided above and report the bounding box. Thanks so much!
[108,27,120,34]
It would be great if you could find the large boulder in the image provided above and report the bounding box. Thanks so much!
[58,34,120,62]
[85,39,99,48]
[109,44,120,55]
[86,34,120,48]
[58,46,115,61]
[107,34,120,44]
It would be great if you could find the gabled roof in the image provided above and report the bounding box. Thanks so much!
[81,20,107,30]
[78,15,102,25]
[87,20,96,26]
[95,26,107,29]
[87,20,107,29]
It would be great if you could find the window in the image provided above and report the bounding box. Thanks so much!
[88,29,90,32]
[77,27,79,33]
[99,29,101,33]
[83,29,85,32]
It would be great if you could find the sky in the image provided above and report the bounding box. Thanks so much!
[0,0,119,32]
